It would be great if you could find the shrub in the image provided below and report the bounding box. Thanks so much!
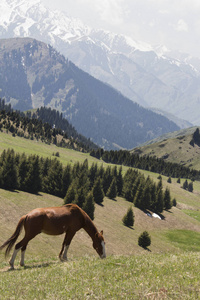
[172,198,177,207]
[167,176,172,183]
[122,207,134,227]
[138,231,151,249]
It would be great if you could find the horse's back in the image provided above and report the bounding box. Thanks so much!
[25,204,85,236]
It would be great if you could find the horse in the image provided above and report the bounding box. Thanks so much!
[0,203,106,269]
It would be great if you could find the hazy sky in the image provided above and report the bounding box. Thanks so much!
[42,0,200,57]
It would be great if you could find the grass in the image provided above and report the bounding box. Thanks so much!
[165,229,200,252]
[1,254,200,299]
[183,210,200,223]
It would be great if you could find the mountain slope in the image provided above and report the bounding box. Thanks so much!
[0,38,179,150]
[131,127,200,170]
[0,0,200,125]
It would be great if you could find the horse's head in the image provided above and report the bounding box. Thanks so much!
[93,230,106,259]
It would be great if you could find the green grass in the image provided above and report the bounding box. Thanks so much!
[183,210,200,223]
[1,254,200,299]
[165,230,200,252]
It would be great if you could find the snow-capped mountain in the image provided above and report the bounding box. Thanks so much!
[0,0,200,125]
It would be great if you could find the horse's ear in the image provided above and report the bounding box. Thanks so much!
[100,230,103,235]
[95,233,98,238]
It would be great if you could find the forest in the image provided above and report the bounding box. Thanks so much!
[90,148,200,180]
[0,148,173,219]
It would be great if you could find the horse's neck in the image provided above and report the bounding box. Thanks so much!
[83,214,98,242]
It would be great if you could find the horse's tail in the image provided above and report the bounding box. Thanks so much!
[0,215,26,257]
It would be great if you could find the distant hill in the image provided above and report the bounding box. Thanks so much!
[0,38,180,150]
[131,127,200,170]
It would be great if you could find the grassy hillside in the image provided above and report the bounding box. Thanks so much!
[1,187,200,299]
[1,131,200,298]
[132,127,200,170]
[0,131,99,167]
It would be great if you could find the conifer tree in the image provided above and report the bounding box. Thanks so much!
[167,176,172,183]
[106,178,117,199]
[182,179,188,190]
[116,166,123,196]
[122,207,134,227]
[92,177,104,204]
[64,183,76,204]
[44,159,63,197]
[188,182,193,192]
[163,187,172,210]
[83,192,95,220]
[61,164,72,198]
[138,231,151,249]
[23,155,41,194]
[154,185,164,213]
[0,149,18,190]
[134,179,145,209]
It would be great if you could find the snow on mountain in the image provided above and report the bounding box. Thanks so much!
[1,0,200,125]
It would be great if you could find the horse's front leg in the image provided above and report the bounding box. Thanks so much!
[59,230,76,262]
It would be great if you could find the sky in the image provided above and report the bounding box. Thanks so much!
[42,0,200,58]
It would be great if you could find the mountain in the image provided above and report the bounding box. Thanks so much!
[0,0,199,125]
[0,38,179,150]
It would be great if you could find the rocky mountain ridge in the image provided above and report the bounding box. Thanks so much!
[0,0,200,125]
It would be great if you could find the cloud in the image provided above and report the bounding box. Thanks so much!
[176,19,189,32]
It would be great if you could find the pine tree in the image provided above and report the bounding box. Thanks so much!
[167,176,172,183]
[141,181,151,210]
[154,185,164,213]
[163,187,172,210]
[172,198,177,206]
[64,183,76,204]
[188,182,193,192]
[106,178,117,199]
[23,155,41,194]
[92,177,104,204]
[138,231,151,249]
[182,179,188,190]
[0,149,18,190]
[61,165,72,198]
[116,166,123,196]
[44,159,63,197]
[122,207,134,227]
[82,192,95,220]
[18,153,28,191]
[134,179,145,209]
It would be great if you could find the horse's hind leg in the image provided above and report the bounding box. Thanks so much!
[9,248,20,269]
[9,239,27,269]
[9,234,35,268]
[20,245,27,267]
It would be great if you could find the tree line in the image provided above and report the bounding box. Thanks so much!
[90,148,200,180]
[0,99,98,152]
[0,149,173,219]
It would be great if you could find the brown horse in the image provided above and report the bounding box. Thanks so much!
[0,203,106,269]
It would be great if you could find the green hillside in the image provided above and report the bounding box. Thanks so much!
[132,127,200,170]
[1,131,200,298]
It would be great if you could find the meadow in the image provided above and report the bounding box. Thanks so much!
[1,131,200,299]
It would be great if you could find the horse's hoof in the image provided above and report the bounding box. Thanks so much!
[9,262,14,270]
[59,256,68,262]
